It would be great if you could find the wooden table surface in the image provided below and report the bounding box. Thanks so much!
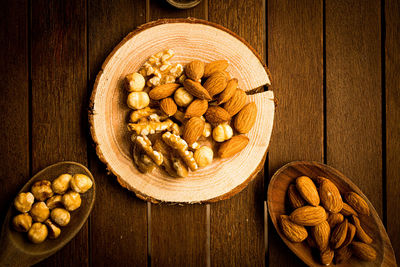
[1,0,399,266]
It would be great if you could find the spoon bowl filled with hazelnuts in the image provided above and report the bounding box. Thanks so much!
[0,161,95,267]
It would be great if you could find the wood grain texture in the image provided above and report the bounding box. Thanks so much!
[267,0,323,265]
[385,0,400,263]
[208,0,266,265]
[0,0,29,224]
[148,2,208,266]
[31,0,88,266]
[88,0,148,266]
[325,0,382,215]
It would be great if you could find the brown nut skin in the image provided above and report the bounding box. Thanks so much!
[14,192,35,213]
[46,195,63,209]
[30,202,50,222]
[31,180,54,201]
[44,219,61,239]
[62,191,82,211]
[27,222,48,244]
[51,208,71,227]
[52,174,72,194]
[12,213,33,232]
[70,174,93,193]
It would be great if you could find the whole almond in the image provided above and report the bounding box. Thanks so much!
[340,222,356,248]
[287,184,306,209]
[205,106,231,123]
[320,248,334,265]
[218,135,249,158]
[296,176,320,206]
[218,78,238,104]
[327,213,344,228]
[149,83,180,100]
[183,117,205,146]
[222,71,231,80]
[160,97,177,116]
[311,221,330,251]
[280,215,308,242]
[306,235,317,248]
[351,242,377,262]
[344,192,370,216]
[185,99,208,118]
[289,206,327,226]
[185,60,204,81]
[204,60,229,77]
[331,219,348,249]
[223,89,247,116]
[335,246,352,264]
[341,202,358,217]
[183,79,212,100]
[234,102,257,133]
[203,71,227,97]
[351,215,373,244]
[319,178,343,213]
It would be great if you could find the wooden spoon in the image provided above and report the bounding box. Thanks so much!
[267,161,396,266]
[0,161,95,267]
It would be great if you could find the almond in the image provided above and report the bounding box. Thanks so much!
[311,220,330,251]
[320,248,334,265]
[185,60,204,81]
[335,246,352,264]
[287,184,306,209]
[296,176,320,206]
[351,242,377,262]
[205,106,231,123]
[319,178,343,213]
[340,222,356,248]
[351,215,373,244]
[183,117,205,146]
[204,60,229,77]
[203,71,227,97]
[185,99,208,118]
[149,83,180,100]
[344,192,370,216]
[280,215,308,242]
[234,102,257,133]
[289,206,327,226]
[306,235,317,248]
[160,97,177,116]
[218,78,238,104]
[218,135,249,158]
[340,202,358,217]
[223,89,247,116]
[183,79,212,100]
[331,219,348,249]
[327,212,344,228]
[222,71,231,80]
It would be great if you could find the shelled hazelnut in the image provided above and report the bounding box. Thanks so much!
[52,174,72,194]
[62,191,81,211]
[70,174,93,193]
[27,222,48,244]
[194,146,213,167]
[46,195,63,209]
[31,180,53,201]
[14,192,35,213]
[12,213,32,232]
[44,219,61,239]
[30,202,50,222]
[51,208,71,227]
[212,123,233,142]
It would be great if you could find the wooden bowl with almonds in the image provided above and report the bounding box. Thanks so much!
[89,18,274,203]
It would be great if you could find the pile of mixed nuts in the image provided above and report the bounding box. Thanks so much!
[124,49,257,177]
[12,173,92,243]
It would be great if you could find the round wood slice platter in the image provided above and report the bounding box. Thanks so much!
[89,18,274,203]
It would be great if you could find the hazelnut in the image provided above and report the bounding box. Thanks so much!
[46,195,63,209]
[70,174,93,193]
[212,123,233,142]
[31,180,53,201]
[202,122,212,138]
[30,202,50,222]
[44,219,61,239]
[125,72,145,92]
[127,91,150,110]
[27,222,48,243]
[51,208,70,226]
[12,213,32,232]
[62,191,81,211]
[174,87,193,107]
[52,174,72,194]
[194,146,214,167]
[14,192,34,213]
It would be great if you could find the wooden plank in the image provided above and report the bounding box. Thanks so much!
[31,0,88,266]
[208,0,266,265]
[0,0,29,221]
[148,1,208,266]
[88,0,148,266]
[267,0,323,265]
[325,0,382,214]
[385,0,400,261]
